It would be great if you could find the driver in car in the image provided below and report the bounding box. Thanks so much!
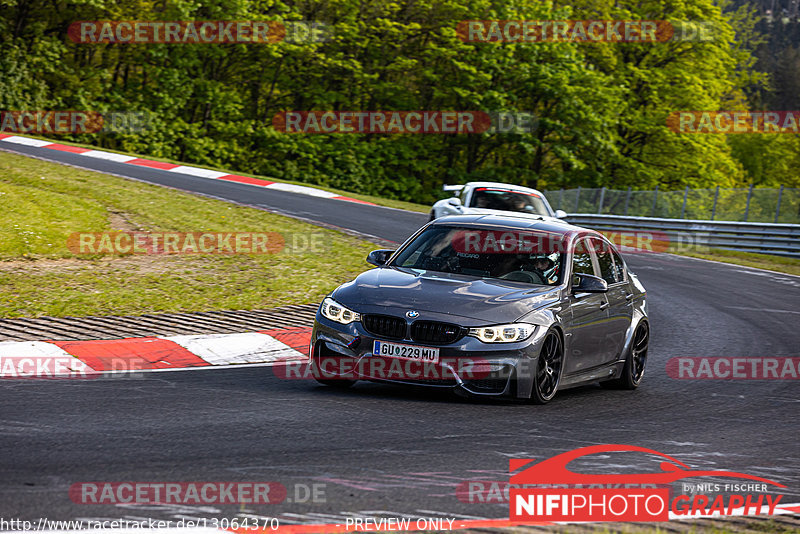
[511,197,529,212]
[531,255,556,284]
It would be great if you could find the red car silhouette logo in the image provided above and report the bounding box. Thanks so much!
[509,444,785,487]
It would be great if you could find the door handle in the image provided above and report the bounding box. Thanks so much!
[599,301,609,310]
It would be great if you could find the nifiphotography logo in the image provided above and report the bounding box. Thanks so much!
[509,444,786,523]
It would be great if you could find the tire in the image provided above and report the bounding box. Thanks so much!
[530,329,563,404]
[602,321,649,390]
[429,210,436,221]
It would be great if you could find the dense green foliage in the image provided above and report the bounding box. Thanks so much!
[1,0,798,204]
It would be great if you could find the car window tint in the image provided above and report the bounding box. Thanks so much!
[593,239,617,284]
[572,239,595,276]
[468,189,549,215]
[611,249,626,282]
[391,226,565,285]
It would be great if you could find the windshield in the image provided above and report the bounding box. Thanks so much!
[469,187,551,216]
[391,226,565,286]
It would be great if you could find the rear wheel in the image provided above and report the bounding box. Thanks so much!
[531,329,563,404]
[603,321,648,390]
[429,210,436,221]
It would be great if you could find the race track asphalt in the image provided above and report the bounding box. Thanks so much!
[1,143,798,525]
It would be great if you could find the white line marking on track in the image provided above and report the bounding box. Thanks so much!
[0,340,73,359]
[0,136,52,147]
[0,341,93,377]
[81,150,138,162]
[167,165,229,179]
[266,183,339,198]
[162,332,304,365]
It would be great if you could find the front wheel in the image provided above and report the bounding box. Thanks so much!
[531,329,563,404]
[602,321,649,390]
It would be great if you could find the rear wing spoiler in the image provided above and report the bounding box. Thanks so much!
[442,184,465,193]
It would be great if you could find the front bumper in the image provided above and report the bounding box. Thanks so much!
[309,312,548,398]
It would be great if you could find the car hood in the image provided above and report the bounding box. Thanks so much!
[332,266,560,324]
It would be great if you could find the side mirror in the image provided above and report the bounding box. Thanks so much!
[447,197,462,207]
[366,249,395,267]
[554,209,568,219]
[572,273,608,293]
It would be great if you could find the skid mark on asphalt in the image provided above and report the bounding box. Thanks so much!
[725,306,800,315]
[733,269,800,286]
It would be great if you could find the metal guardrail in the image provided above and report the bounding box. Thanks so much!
[563,214,800,258]
[545,186,800,224]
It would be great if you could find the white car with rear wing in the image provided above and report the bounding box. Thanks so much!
[430,182,567,221]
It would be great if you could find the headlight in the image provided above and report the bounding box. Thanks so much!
[320,297,361,324]
[468,323,536,343]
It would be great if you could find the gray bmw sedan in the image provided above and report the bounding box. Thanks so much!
[309,214,648,403]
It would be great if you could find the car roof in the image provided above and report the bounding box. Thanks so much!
[430,213,603,241]
[464,182,544,196]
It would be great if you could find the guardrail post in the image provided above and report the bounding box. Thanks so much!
[574,186,581,213]
[711,186,719,220]
[623,186,631,216]
[651,185,659,217]
[775,184,784,223]
[743,183,754,221]
[597,187,606,214]
[680,186,689,219]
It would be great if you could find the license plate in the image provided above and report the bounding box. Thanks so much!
[373,341,439,363]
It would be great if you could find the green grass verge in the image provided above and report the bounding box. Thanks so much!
[669,247,800,276]
[2,134,431,213]
[0,150,376,317]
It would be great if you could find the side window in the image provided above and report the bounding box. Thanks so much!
[572,239,595,277]
[460,187,470,206]
[611,249,626,282]
[592,238,617,285]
